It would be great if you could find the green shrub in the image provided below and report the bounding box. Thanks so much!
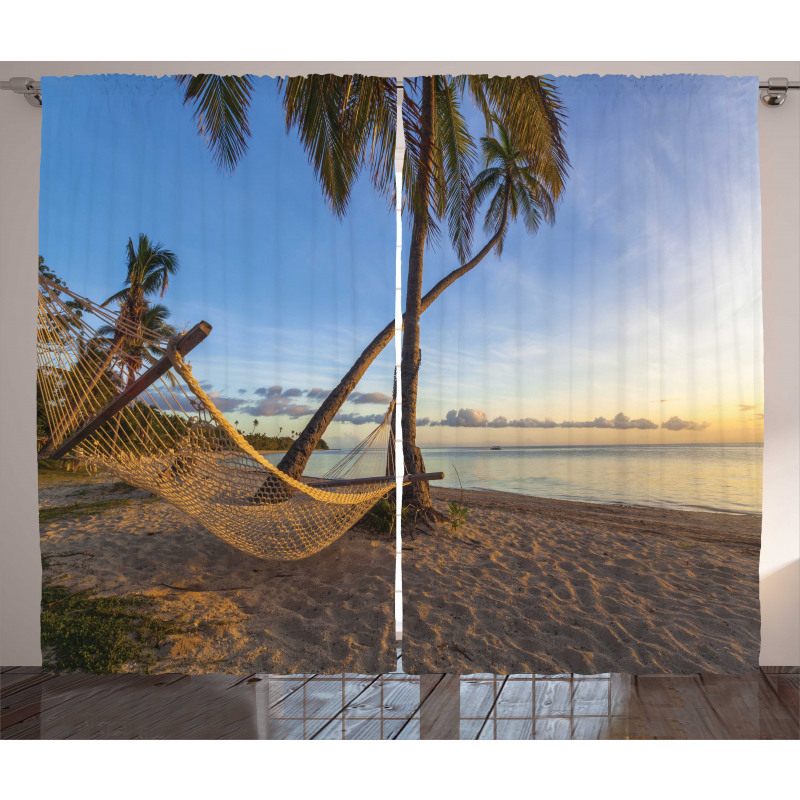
[447,500,469,531]
[362,497,409,535]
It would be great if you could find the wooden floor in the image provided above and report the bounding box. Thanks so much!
[2,666,797,739]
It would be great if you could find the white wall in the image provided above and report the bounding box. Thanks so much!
[2,60,798,666]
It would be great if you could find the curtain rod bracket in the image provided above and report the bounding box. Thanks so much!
[0,77,42,107]
[760,77,791,107]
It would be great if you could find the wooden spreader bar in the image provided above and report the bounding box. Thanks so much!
[45,321,212,462]
[303,471,445,489]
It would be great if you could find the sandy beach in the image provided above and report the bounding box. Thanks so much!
[38,472,396,674]
[402,488,761,675]
[39,473,761,677]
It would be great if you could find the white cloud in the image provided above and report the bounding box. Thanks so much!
[661,416,708,431]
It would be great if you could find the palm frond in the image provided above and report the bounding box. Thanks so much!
[433,77,477,262]
[175,74,254,174]
[469,112,564,258]
[140,303,174,333]
[480,132,512,166]
[484,186,509,253]
[280,75,359,215]
[342,76,398,208]
[279,75,396,216]
[471,166,502,205]
[466,75,570,200]
[400,79,428,224]
[123,234,179,299]
[401,77,479,258]
[515,186,543,234]
[518,169,557,227]
[101,288,128,308]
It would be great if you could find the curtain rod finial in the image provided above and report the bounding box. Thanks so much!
[0,77,42,107]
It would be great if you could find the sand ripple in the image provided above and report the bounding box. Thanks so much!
[403,488,761,675]
[39,478,395,674]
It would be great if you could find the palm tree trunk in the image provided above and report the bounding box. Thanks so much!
[276,322,399,477]
[276,186,510,480]
[386,375,397,477]
[400,77,435,511]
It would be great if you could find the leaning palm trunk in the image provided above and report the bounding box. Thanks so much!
[276,195,510,480]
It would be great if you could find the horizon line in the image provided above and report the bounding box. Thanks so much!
[414,441,764,449]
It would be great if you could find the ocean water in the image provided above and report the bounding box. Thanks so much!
[268,443,763,515]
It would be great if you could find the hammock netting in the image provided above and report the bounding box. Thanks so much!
[36,275,399,560]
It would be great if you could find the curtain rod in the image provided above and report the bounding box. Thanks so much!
[3,76,800,109]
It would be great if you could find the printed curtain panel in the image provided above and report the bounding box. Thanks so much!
[37,75,398,674]
[399,75,763,675]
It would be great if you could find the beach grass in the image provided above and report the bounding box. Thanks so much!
[66,481,137,498]
[41,550,185,673]
[39,498,137,524]
[37,459,113,487]
[40,580,184,674]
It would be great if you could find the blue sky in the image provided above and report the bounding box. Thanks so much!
[39,74,763,448]
[406,75,763,446]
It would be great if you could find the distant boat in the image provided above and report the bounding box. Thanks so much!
[490,446,502,450]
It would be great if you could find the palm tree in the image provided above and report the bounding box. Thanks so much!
[97,303,176,388]
[37,238,179,457]
[471,119,557,256]
[101,234,179,388]
[103,234,179,322]
[398,82,568,514]
[179,75,568,516]
[98,238,179,454]
[97,235,178,399]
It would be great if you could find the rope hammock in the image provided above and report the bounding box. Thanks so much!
[36,275,441,560]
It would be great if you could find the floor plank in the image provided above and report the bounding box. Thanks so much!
[459,676,502,719]
[345,676,421,719]
[1,668,797,740]
[394,718,420,739]
[623,672,798,739]
[495,677,533,718]
[420,674,459,739]
[0,670,56,695]
[2,673,189,739]
[535,679,573,717]
[479,716,534,740]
